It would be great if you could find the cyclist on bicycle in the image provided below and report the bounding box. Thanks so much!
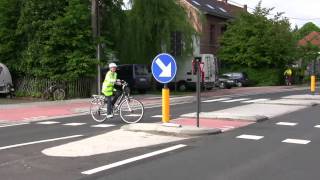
[102,63,122,118]
[284,67,292,86]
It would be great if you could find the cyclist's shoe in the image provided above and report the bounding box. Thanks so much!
[107,114,113,118]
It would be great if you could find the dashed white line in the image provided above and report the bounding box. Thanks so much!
[282,139,310,145]
[0,122,29,128]
[37,121,60,125]
[314,125,320,128]
[236,134,264,140]
[202,98,231,103]
[222,98,249,103]
[81,144,187,175]
[242,98,269,103]
[0,135,83,151]
[91,124,115,128]
[152,115,162,118]
[276,122,298,126]
[63,123,86,126]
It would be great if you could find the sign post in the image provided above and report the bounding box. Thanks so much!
[193,57,202,128]
[151,53,177,123]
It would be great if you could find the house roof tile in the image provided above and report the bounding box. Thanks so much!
[186,0,233,19]
[298,31,320,47]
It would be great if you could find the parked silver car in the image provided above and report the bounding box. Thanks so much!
[0,63,15,98]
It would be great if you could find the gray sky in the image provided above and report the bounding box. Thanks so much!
[122,0,320,28]
[224,0,320,28]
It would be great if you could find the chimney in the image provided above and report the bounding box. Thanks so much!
[243,4,247,11]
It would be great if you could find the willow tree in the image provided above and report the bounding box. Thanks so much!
[118,0,196,64]
[0,0,22,74]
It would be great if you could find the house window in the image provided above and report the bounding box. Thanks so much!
[171,31,182,57]
[210,25,216,44]
[221,25,227,34]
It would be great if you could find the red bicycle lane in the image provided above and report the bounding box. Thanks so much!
[0,102,90,122]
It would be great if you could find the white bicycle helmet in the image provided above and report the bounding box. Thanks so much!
[109,63,117,68]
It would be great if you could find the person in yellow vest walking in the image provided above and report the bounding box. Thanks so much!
[284,67,293,86]
[102,63,122,118]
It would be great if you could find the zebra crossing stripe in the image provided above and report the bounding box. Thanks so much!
[91,124,115,128]
[202,98,231,103]
[222,98,249,103]
[242,98,269,103]
[37,121,60,125]
[63,123,86,126]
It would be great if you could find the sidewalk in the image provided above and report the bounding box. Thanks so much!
[0,85,308,124]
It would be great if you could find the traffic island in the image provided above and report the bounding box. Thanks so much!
[121,123,221,137]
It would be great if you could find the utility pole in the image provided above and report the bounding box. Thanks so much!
[91,0,101,95]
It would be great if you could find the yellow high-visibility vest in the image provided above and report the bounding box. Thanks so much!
[102,71,117,96]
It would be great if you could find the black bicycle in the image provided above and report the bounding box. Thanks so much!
[90,81,144,123]
[42,82,66,101]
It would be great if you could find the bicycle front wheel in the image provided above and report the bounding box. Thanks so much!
[119,98,144,124]
[90,102,108,123]
[53,88,65,100]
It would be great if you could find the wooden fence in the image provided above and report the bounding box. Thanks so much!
[14,77,97,98]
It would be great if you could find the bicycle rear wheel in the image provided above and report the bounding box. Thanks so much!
[90,102,108,123]
[119,98,144,124]
[42,90,50,100]
[53,88,65,100]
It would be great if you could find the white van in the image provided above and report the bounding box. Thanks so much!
[0,63,14,97]
[174,54,219,91]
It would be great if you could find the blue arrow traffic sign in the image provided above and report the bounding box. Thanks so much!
[151,53,177,84]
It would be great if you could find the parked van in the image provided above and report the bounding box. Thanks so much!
[101,64,151,94]
[0,63,14,97]
[160,54,218,91]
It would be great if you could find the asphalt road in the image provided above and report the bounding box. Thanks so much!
[0,89,316,180]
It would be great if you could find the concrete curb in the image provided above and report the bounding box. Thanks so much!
[121,123,221,137]
[181,113,268,122]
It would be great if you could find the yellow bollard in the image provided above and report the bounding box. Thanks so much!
[311,75,316,94]
[162,88,170,123]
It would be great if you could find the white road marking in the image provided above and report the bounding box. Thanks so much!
[123,114,141,117]
[282,139,310,145]
[236,134,264,140]
[314,125,320,128]
[0,135,83,151]
[81,144,187,175]
[91,124,115,128]
[222,98,249,103]
[36,121,60,125]
[152,115,162,118]
[170,96,193,100]
[202,98,231,103]
[23,116,48,121]
[242,98,269,103]
[220,126,235,132]
[276,122,298,126]
[63,123,86,126]
[0,122,29,128]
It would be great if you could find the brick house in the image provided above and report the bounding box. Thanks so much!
[298,31,320,48]
[177,0,247,56]
[297,31,320,75]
